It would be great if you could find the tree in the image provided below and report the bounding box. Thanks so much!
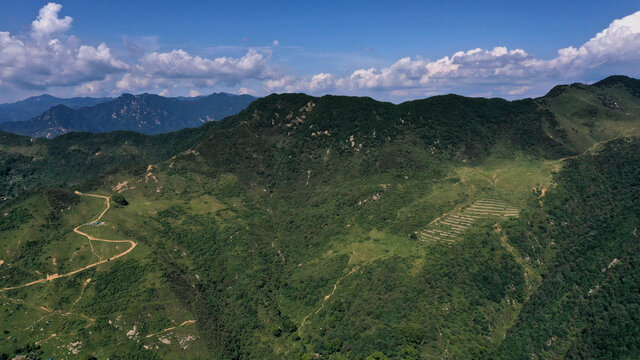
[365,351,389,360]
[112,193,128,206]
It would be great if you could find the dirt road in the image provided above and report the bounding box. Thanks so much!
[0,191,137,293]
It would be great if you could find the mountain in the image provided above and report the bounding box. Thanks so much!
[190,92,260,121]
[538,75,640,152]
[2,104,90,138]
[0,92,257,138]
[0,94,112,124]
[1,76,640,359]
[0,121,222,199]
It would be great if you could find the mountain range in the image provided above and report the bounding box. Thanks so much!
[0,92,257,138]
[1,76,640,359]
[0,94,112,124]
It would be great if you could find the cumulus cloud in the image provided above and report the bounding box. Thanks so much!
[266,11,640,99]
[0,3,128,92]
[0,33,128,90]
[2,4,640,102]
[116,73,150,91]
[138,48,273,83]
[31,2,73,40]
[544,11,640,75]
[110,47,276,94]
[0,3,277,99]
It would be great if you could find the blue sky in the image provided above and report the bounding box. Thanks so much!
[0,1,639,102]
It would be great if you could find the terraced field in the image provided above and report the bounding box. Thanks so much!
[418,199,520,243]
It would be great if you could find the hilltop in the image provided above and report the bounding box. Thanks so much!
[1,76,640,359]
[0,92,256,138]
[0,95,113,124]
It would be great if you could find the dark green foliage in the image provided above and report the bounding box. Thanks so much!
[41,188,79,214]
[11,343,42,360]
[594,75,640,97]
[0,207,31,231]
[365,351,390,360]
[2,78,640,358]
[0,123,219,198]
[272,327,282,337]
[111,193,128,206]
[495,138,640,359]
[282,317,297,334]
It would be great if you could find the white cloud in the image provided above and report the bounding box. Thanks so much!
[0,3,278,99]
[116,73,150,91]
[109,47,278,95]
[0,32,128,90]
[238,87,257,95]
[548,11,640,74]
[266,11,640,99]
[31,2,73,40]
[2,4,640,102]
[506,86,532,96]
[139,48,272,81]
[74,76,114,96]
[264,75,298,92]
[0,3,128,93]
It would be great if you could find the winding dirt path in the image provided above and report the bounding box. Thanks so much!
[299,266,359,330]
[145,320,196,338]
[0,191,137,293]
[559,136,621,162]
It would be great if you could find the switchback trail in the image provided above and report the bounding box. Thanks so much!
[0,191,137,293]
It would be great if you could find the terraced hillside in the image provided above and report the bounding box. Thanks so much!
[418,199,520,243]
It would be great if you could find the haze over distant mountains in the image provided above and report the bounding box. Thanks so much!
[0,93,256,138]
[0,95,112,124]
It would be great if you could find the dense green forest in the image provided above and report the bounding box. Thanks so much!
[0,122,221,198]
[497,138,640,359]
[1,76,640,359]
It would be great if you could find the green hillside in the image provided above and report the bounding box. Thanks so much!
[1,77,640,359]
[539,75,640,152]
[0,122,221,199]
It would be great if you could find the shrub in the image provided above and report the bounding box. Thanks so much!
[111,193,128,206]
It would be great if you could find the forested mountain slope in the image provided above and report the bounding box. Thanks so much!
[0,121,221,199]
[1,77,640,359]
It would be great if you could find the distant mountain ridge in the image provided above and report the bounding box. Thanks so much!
[2,76,640,358]
[0,92,257,138]
[0,94,112,124]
